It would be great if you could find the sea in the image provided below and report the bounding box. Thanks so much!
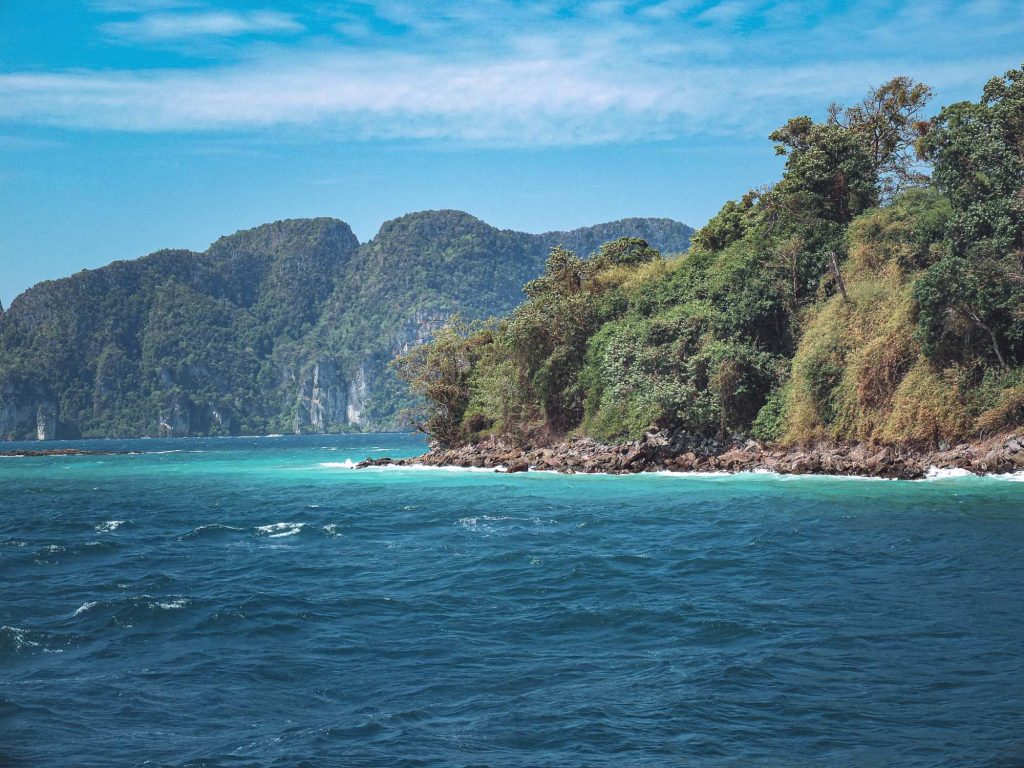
[1,433,1023,767]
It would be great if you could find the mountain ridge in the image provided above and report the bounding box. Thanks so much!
[0,210,692,440]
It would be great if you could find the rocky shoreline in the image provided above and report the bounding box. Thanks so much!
[0,448,121,458]
[357,428,1024,480]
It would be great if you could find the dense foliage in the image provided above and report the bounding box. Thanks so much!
[401,68,1024,449]
[0,214,692,439]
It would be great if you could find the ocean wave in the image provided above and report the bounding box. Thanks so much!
[457,514,558,531]
[177,523,245,540]
[319,460,357,469]
[255,522,305,538]
[0,625,63,654]
[1,625,41,650]
[71,595,193,621]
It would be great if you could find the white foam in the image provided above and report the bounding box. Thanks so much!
[1,625,48,651]
[256,522,305,538]
[330,458,1024,482]
[358,462,507,473]
[95,520,127,532]
[73,601,99,616]
[924,466,974,479]
[319,460,357,469]
[155,599,189,610]
[322,523,342,536]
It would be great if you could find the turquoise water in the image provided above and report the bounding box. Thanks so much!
[1,433,1023,767]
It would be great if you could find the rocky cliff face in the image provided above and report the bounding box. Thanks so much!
[0,385,58,441]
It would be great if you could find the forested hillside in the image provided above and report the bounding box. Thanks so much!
[0,213,692,439]
[401,68,1024,450]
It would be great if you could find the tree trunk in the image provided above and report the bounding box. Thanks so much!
[829,251,848,302]
[969,310,1007,368]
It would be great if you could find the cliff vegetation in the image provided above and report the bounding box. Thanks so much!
[399,67,1024,450]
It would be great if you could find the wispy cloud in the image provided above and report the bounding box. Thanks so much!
[3,1,1022,146]
[0,52,1006,145]
[101,10,303,41]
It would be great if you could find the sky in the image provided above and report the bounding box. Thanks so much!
[1,1,1022,307]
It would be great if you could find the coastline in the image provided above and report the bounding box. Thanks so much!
[357,429,1024,480]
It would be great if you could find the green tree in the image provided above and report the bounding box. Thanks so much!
[915,65,1024,366]
[393,317,489,446]
[829,76,934,199]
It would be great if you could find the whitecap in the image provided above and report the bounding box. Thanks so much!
[73,601,99,617]
[319,460,357,469]
[322,523,342,536]
[95,520,127,532]
[155,599,189,610]
[255,522,305,538]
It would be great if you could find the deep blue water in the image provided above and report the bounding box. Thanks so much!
[1,433,1023,767]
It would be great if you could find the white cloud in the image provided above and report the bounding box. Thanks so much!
[698,1,751,25]
[101,10,303,41]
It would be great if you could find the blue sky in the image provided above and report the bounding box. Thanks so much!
[1,1,1022,307]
